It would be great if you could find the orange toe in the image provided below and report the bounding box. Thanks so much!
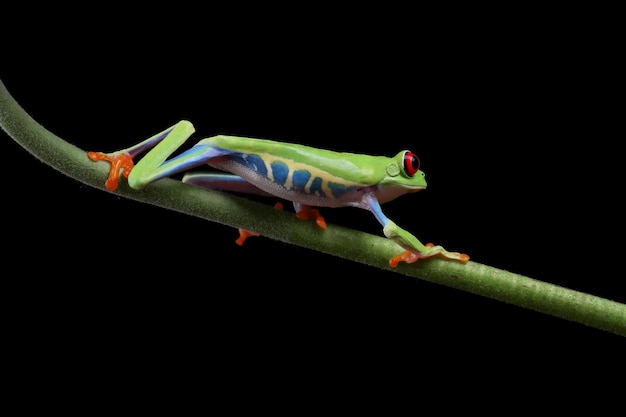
[389,251,420,267]
[296,206,327,229]
[236,228,260,246]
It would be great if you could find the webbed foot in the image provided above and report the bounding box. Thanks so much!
[295,205,327,229]
[236,229,261,246]
[383,222,469,267]
[236,202,284,245]
[389,243,470,267]
[87,151,134,191]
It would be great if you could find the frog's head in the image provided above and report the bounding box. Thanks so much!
[376,150,427,203]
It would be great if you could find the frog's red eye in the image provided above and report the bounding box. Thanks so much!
[403,151,420,177]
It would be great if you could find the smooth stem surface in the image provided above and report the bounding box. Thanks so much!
[1,79,625,337]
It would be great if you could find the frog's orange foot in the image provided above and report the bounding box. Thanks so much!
[235,229,261,246]
[389,244,470,267]
[389,251,420,267]
[87,151,134,191]
[235,202,284,246]
[296,206,327,229]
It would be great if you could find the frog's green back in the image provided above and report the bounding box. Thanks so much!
[201,135,391,186]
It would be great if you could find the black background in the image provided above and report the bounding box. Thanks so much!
[1,6,624,390]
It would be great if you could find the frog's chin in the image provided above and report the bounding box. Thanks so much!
[375,185,425,204]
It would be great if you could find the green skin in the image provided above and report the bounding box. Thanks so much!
[89,120,469,266]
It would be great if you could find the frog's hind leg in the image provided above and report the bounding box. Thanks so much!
[88,120,232,191]
[182,172,272,196]
[126,122,236,190]
[182,172,279,246]
[88,122,192,191]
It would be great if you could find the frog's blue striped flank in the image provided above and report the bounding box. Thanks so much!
[233,153,267,177]
[309,177,326,198]
[231,152,354,198]
[270,161,289,185]
[292,169,311,191]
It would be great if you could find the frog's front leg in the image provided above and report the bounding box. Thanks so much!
[362,193,469,267]
[384,222,469,266]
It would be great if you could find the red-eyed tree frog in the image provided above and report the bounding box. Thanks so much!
[88,120,469,267]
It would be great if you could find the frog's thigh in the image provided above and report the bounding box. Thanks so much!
[182,172,270,195]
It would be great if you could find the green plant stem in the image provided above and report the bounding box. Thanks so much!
[2,79,625,337]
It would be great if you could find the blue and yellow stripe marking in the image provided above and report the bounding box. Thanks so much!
[230,151,362,198]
